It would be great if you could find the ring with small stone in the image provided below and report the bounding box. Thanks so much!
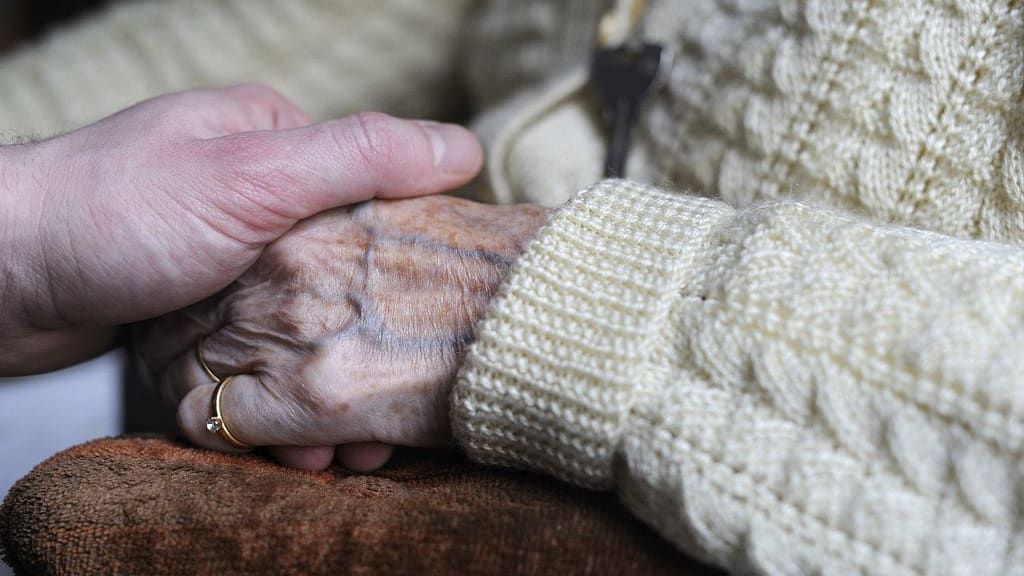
[197,337,251,449]
[205,375,251,449]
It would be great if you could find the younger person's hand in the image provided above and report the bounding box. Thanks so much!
[0,84,481,375]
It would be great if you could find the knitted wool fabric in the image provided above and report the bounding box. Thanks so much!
[0,0,471,136]
[452,180,1024,575]
[452,7,1024,574]
[467,0,1024,245]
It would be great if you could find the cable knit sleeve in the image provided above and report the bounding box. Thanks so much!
[0,0,471,136]
[451,179,1024,576]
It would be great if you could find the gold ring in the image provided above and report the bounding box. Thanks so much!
[196,336,221,383]
[205,376,252,449]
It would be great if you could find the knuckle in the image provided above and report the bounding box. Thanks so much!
[338,112,404,171]
[256,377,315,445]
[129,97,193,137]
[292,367,349,420]
[293,375,335,414]
[155,88,230,123]
[224,273,347,354]
[267,295,320,342]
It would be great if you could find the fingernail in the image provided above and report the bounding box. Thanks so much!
[418,121,483,174]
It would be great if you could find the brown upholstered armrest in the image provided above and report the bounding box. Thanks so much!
[1,437,717,575]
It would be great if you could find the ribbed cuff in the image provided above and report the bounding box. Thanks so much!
[451,180,734,489]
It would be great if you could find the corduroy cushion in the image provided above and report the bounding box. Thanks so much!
[0,437,718,575]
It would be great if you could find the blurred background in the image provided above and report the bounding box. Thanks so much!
[0,0,113,52]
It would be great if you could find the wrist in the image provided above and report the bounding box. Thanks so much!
[450,183,734,488]
[477,203,551,304]
[450,203,550,364]
[0,140,96,375]
[2,137,76,324]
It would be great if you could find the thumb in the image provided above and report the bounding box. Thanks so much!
[199,112,482,230]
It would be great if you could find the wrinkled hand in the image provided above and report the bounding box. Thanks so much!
[134,195,550,471]
[0,84,480,374]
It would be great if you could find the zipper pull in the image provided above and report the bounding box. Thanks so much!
[590,41,667,178]
[590,0,670,178]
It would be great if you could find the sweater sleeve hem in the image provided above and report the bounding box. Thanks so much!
[450,179,734,489]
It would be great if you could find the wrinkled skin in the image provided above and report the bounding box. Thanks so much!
[134,195,549,469]
[0,84,482,375]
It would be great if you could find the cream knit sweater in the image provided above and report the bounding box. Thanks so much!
[2,1,1022,575]
[454,180,1024,575]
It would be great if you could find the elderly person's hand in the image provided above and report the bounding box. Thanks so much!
[0,84,481,375]
[134,196,549,471]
